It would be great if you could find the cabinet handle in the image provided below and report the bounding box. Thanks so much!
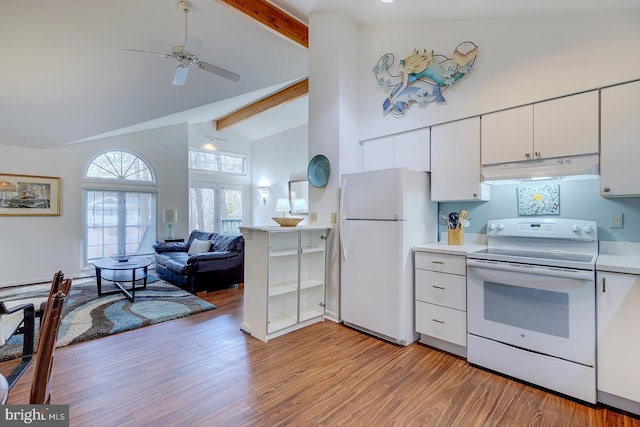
[603,187,611,193]
[431,260,444,265]
[432,319,445,324]
[320,235,326,240]
[602,277,606,293]
[525,152,531,158]
[535,151,541,158]
[473,192,478,198]
[432,285,445,290]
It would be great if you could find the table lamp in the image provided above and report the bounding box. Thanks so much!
[272,199,303,227]
[163,208,178,239]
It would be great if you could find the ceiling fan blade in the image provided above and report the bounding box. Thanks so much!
[172,65,190,86]
[198,61,240,82]
[122,48,171,58]
[184,35,202,54]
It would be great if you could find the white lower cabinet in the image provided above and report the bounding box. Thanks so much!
[240,226,328,342]
[597,271,640,415]
[414,251,467,357]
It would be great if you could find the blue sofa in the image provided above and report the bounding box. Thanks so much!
[153,230,244,293]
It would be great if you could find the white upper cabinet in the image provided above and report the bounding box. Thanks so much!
[481,105,533,165]
[431,117,489,202]
[481,91,599,165]
[393,128,430,171]
[363,136,394,172]
[533,91,599,159]
[362,128,430,172]
[600,80,640,197]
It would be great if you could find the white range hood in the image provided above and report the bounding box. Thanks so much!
[482,153,599,183]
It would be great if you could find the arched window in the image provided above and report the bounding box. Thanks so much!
[87,150,154,181]
[84,151,157,263]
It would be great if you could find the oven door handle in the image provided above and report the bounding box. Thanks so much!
[466,259,594,281]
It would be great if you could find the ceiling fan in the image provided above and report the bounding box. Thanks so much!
[124,0,240,86]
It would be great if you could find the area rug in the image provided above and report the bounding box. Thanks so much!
[0,277,216,362]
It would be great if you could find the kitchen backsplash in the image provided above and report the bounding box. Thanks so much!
[438,177,640,242]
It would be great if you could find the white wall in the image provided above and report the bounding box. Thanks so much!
[250,124,308,226]
[0,124,188,287]
[308,11,360,322]
[308,9,640,321]
[357,11,640,144]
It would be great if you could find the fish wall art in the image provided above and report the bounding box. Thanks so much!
[372,41,478,117]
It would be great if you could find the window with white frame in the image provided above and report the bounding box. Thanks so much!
[188,149,246,175]
[84,151,157,263]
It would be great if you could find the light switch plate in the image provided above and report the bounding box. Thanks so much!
[310,212,317,222]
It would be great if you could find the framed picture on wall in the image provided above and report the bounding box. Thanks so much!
[517,183,559,216]
[0,173,61,216]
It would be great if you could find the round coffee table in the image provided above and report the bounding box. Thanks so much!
[93,256,152,303]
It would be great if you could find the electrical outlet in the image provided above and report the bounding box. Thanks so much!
[331,212,337,224]
[310,212,317,222]
[609,212,623,229]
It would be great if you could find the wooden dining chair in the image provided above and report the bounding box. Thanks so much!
[0,271,66,389]
[29,277,72,404]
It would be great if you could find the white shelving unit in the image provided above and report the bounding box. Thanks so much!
[240,226,329,342]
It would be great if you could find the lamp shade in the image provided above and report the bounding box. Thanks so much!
[293,198,308,212]
[163,208,178,223]
[275,198,291,212]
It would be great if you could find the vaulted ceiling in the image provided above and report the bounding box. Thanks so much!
[2,0,638,149]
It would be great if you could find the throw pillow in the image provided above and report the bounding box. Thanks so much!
[187,239,211,255]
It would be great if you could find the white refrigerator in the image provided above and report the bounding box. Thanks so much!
[340,167,437,345]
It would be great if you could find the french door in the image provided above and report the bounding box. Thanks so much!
[189,184,244,235]
[85,190,156,262]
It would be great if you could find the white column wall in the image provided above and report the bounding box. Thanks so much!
[308,12,359,322]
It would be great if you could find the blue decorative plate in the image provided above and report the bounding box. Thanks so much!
[308,154,330,188]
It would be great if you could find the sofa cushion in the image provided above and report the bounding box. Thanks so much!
[187,230,215,246]
[188,239,211,255]
[211,234,244,253]
[153,241,188,253]
[165,257,189,275]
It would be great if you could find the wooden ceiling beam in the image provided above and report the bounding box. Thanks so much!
[216,78,308,131]
[218,0,308,48]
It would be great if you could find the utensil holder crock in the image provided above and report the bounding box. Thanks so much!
[448,228,464,245]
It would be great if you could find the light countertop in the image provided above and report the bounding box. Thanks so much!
[596,255,640,275]
[239,225,331,232]
[412,242,487,256]
[596,241,640,275]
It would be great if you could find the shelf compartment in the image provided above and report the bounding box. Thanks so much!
[269,248,299,258]
[268,282,298,297]
[299,307,324,323]
[301,247,325,255]
[300,279,323,290]
[268,313,297,333]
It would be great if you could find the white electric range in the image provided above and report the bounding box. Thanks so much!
[466,218,598,403]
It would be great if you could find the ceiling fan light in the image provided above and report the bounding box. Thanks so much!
[172,65,190,86]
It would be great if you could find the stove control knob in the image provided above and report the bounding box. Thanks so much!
[572,224,581,232]
[582,225,594,234]
[488,223,496,231]
[497,223,505,231]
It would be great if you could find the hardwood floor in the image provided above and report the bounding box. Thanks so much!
[1,285,639,426]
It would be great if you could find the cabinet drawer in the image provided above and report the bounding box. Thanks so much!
[416,301,466,347]
[415,252,466,275]
[415,270,466,310]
